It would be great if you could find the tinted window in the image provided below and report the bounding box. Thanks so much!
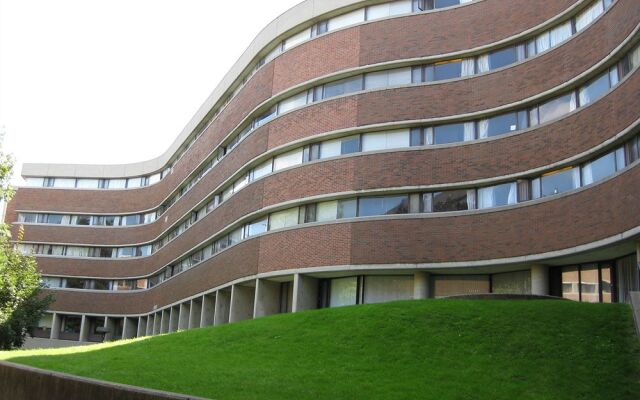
[358,196,409,217]
[541,168,579,197]
[76,216,91,225]
[488,47,518,70]
[579,73,610,105]
[433,190,469,212]
[434,123,465,144]
[323,76,363,99]
[484,113,519,137]
[66,278,87,289]
[538,93,575,124]
[341,136,360,154]
[337,199,357,219]
[433,61,462,81]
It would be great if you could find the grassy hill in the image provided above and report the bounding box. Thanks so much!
[1,299,639,399]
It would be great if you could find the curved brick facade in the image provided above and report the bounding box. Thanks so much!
[7,0,640,343]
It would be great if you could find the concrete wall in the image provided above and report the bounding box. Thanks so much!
[0,360,208,400]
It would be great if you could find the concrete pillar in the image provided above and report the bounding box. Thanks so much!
[214,289,231,326]
[122,317,137,339]
[531,265,550,296]
[292,274,318,312]
[201,294,216,327]
[169,306,179,333]
[178,303,190,331]
[50,313,61,340]
[160,309,170,333]
[413,272,430,300]
[153,312,161,335]
[79,315,90,342]
[230,284,255,323]
[189,298,202,329]
[104,317,115,341]
[254,279,281,318]
[137,316,147,337]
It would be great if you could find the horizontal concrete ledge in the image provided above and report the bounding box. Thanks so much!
[0,360,208,400]
[630,291,640,336]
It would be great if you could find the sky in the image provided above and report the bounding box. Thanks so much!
[0,0,302,185]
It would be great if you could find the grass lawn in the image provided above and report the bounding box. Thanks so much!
[1,300,639,399]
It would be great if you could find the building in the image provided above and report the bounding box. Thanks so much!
[5,0,640,344]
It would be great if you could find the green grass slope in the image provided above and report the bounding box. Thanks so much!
[1,300,639,399]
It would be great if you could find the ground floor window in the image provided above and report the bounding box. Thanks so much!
[552,263,615,303]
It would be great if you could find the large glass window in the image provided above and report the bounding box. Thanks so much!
[477,182,517,209]
[579,71,611,106]
[340,135,361,155]
[582,151,617,185]
[433,123,466,145]
[576,0,604,31]
[486,46,518,71]
[537,92,576,124]
[540,168,580,197]
[337,199,357,219]
[431,190,474,212]
[246,218,268,237]
[562,267,580,301]
[269,208,299,230]
[363,276,413,304]
[431,60,462,81]
[580,266,600,303]
[364,68,411,89]
[478,112,527,138]
[358,195,409,217]
[329,277,358,307]
[252,159,273,180]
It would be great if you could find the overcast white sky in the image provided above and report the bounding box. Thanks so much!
[0,0,302,184]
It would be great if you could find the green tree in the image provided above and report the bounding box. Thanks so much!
[0,138,53,349]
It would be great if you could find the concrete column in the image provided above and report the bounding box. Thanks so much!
[413,272,430,300]
[50,313,61,340]
[292,274,318,312]
[160,309,170,333]
[531,265,550,296]
[230,284,255,323]
[137,316,147,338]
[122,317,136,339]
[104,317,115,341]
[189,299,202,329]
[254,279,281,318]
[78,315,90,342]
[214,289,231,326]
[178,303,190,331]
[201,294,216,327]
[169,307,179,333]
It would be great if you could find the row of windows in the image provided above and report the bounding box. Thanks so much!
[18,39,638,246]
[22,129,640,292]
[42,277,148,292]
[24,167,171,190]
[24,0,612,197]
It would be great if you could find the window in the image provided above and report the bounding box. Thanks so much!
[549,21,572,47]
[410,128,424,146]
[278,91,308,114]
[75,215,91,226]
[364,68,411,89]
[477,182,517,209]
[579,70,612,106]
[367,1,412,20]
[576,0,604,31]
[93,280,111,291]
[255,107,277,127]
[252,159,273,180]
[317,201,338,222]
[582,151,617,185]
[273,149,303,171]
[148,173,161,185]
[337,199,357,218]
[536,92,577,124]
[538,167,580,197]
[54,178,76,188]
[229,228,243,245]
[24,177,44,187]
[364,276,413,304]
[433,123,474,144]
[269,208,300,230]
[431,60,462,81]
[327,9,365,31]
[282,28,311,50]
[117,247,136,258]
[143,212,156,224]
[358,195,409,217]
[108,179,127,189]
[76,179,99,189]
[122,214,141,226]
[65,278,89,289]
[303,143,321,162]
[341,135,361,154]
[429,189,475,212]
[329,277,358,307]
[362,130,410,152]
[300,204,317,223]
[233,174,249,192]
[478,112,527,138]
[19,213,37,223]
[104,216,118,226]
[126,177,144,189]
[245,218,268,237]
[323,76,363,99]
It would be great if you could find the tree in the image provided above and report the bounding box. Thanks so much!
[0,136,53,349]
